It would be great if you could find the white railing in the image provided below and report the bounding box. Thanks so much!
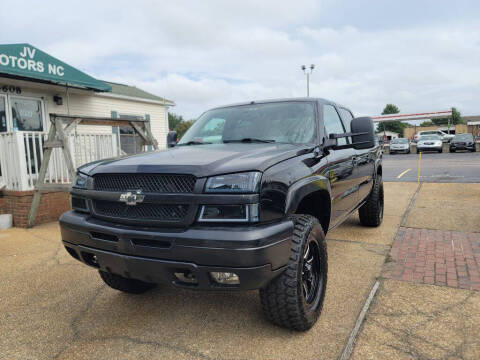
[0,131,118,191]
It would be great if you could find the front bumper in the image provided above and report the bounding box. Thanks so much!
[390,147,409,153]
[417,145,442,152]
[60,211,293,290]
[450,143,475,151]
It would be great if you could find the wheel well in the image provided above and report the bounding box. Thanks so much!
[295,191,331,235]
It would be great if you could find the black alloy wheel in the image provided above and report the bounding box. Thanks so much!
[302,239,322,306]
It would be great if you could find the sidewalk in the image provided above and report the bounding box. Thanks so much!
[351,183,480,360]
[0,182,478,359]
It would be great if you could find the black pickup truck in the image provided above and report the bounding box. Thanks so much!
[60,98,383,331]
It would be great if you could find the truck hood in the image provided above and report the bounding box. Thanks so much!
[80,143,313,178]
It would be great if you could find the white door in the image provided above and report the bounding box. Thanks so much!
[8,95,46,177]
[0,94,7,132]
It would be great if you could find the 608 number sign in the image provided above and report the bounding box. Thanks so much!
[1,85,22,94]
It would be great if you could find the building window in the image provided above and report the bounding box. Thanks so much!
[11,97,44,131]
[0,96,6,132]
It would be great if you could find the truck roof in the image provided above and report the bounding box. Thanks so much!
[210,97,351,112]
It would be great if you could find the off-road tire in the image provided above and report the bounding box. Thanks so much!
[259,215,328,331]
[359,175,384,227]
[99,270,156,294]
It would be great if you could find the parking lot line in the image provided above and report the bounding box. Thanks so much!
[397,168,411,178]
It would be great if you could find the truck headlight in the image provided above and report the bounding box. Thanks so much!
[198,204,259,223]
[204,172,261,193]
[74,172,89,189]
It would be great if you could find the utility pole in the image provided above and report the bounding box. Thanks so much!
[301,64,315,97]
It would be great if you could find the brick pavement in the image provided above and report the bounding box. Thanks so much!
[384,227,480,291]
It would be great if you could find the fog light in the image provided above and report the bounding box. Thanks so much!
[210,272,240,285]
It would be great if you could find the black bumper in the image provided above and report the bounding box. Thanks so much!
[450,144,475,151]
[417,146,442,152]
[60,211,293,290]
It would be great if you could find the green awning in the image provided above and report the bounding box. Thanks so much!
[0,43,111,92]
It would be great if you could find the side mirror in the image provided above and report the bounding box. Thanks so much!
[350,117,375,149]
[167,131,178,148]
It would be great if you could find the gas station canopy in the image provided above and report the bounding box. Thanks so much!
[371,110,452,123]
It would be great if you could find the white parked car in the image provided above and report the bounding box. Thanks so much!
[414,130,454,143]
[389,138,410,154]
[416,135,443,153]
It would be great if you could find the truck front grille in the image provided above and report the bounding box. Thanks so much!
[92,200,189,222]
[93,174,196,193]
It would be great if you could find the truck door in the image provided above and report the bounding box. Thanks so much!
[322,104,358,226]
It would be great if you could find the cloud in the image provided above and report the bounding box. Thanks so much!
[1,1,479,118]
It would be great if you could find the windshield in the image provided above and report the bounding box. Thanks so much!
[391,138,408,144]
[178,102,316,145]
[420,135,441,141]
[453,134,473,141]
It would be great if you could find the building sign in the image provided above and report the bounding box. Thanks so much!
[1,84,21,94]
[0,43,111,92]
[0,46,65,77]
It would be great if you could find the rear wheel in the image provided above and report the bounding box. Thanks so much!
[99,270,156,294]
[260,215,327,331]
[359,175,384,227]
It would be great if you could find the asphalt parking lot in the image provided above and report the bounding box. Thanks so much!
[383,151,480,183]
[0,183,417,360]
[1,162,480,359]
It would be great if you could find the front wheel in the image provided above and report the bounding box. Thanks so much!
[359,175,384,227]
[260,215,327,331]
[438,148,443,153]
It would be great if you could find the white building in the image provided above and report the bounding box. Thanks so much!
[0,43,174,191]
[0,43,174,226]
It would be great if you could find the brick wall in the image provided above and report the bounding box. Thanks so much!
[0,190,71,227]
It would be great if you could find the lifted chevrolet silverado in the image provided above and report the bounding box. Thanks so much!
[60,98,383,331]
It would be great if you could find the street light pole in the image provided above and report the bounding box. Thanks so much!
[301,64,315,97]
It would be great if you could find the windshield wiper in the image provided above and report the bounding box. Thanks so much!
[223,138,275,143]
[177,140,212,146]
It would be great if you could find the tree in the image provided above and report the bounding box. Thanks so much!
[168,112,195,139]
[382,104,400,115]
[174,119,195,139]
[377,104,407,135]
[168,113,184,131]
[420,120,433,127]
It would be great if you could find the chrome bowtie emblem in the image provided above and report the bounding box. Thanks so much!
[119,190,145,206]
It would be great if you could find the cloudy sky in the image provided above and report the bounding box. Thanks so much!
[2,0,480,119]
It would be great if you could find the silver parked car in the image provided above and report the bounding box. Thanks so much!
[389,138,410,154]
[416,135,443,153]
[414,130,454,143]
